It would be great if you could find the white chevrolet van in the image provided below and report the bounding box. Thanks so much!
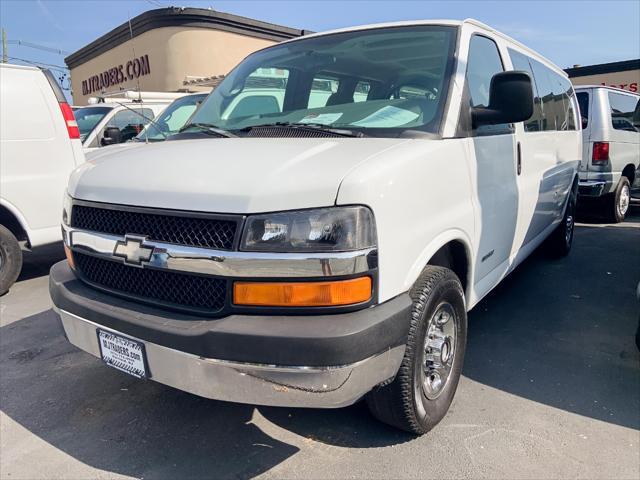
[0,64,85,294]
[575,86,639,222]
[50,19,581,434]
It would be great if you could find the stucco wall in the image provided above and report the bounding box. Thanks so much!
[70,26,276,105]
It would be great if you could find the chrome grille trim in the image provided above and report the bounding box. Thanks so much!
[64,225,376,278]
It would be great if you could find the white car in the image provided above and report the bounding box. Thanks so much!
[51,19,581,434]
[0,64,85,294]
[75,92,187,152]
[576,86,640,222]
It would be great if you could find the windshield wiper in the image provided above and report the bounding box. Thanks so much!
[179,122,236,138]
[240,122,364,138]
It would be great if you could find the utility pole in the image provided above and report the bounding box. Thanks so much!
[2,29,7,63]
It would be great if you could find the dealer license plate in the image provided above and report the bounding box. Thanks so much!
[97,330,148,379]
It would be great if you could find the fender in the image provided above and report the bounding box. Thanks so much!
[0,197,32,244]
[403,228,474,303]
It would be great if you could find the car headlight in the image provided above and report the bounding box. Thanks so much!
[62,192,73,225]
[240,206,376,252]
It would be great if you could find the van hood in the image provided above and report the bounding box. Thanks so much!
[68,137,407,213]
[84,141,148,162]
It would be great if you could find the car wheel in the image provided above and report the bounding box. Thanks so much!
[547,191,576,257]
[0,224,23,296]
[366,266,467,434]
[608,177,630,223]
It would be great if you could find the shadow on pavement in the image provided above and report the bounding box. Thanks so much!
[17,242,65,282]
[463,211,640,430]
[0,309,298,479]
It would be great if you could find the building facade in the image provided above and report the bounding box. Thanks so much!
[565,59,640,93]
[65,7,308,105]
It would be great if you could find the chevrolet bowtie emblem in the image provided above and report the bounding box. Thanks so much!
[113,235,154,265]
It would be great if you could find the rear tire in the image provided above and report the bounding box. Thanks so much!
[607,177,630,223]
[0,225,22,296]
[366,266,467,434]
[547,192,576,258]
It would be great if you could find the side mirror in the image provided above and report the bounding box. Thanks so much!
[472,71,534,128]
[101,126,122,146]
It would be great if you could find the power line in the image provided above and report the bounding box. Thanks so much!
[7,56,69,72]
[7,39,70,56]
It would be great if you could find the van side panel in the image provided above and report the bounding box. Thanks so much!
[336,139,475,305]
[0,66,76,246]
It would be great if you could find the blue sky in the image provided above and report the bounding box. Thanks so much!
[1,0,639,93]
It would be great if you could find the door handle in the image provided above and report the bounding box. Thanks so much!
[516,142,522,175]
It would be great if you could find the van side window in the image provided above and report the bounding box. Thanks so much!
[576,92,589,128]
[508,49,542,132]
[466,35,509,135]
[608,92,640,132]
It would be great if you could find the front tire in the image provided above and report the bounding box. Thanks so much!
[366,266,467,434]
[608,177,630,223]
[0,225,23,295]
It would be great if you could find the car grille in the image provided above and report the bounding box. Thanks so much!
[74,252,227,314]
[71,204,239,250]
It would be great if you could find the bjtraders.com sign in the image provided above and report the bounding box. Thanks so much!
[82,55,151,95]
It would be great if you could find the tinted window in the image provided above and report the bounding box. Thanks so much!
[107,108,155,142]
[554,75,577,131]
[189,26,458,137]
[466,35,508,135]
[508,49,542,132]
[529,60,557,131]
[608,92,640,132]
[577,92,589,128]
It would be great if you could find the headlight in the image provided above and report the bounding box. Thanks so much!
[240,206,376,252]
[62,193,73,225]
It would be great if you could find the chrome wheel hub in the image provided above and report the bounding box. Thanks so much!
[618,185,630,216]
[422,302,457,400]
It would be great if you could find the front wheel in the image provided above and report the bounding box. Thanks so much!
[366,266,467,434]
[0,225,23,296]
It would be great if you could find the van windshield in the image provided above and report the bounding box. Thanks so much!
[188,25,457,137]
[75,106,112,142]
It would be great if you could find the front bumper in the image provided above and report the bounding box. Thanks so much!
[50,261,410,408]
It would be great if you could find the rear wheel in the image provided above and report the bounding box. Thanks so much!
[608,177,630,223]
[547,192,576,257]
[366,266,467,434]
[0,225,23,295]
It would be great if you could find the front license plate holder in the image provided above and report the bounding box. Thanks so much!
[97,329,149,379]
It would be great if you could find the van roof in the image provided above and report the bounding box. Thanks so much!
[278,18,567,78]
[0,63,41,72]
[574,85,640,96]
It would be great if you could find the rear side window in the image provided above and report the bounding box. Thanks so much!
[608,92,640,132]
[576,92,589,128]
[107,108,155,142]
[466,35,508,135]
[508,48,577,132]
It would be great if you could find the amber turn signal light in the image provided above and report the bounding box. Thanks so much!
[233,277,372,307]
[64,244,75,269]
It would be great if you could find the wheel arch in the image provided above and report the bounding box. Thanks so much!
[0,199,30,244]
[404,229,474,305]
[621,164,636,185]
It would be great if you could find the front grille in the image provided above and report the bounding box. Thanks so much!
[74,252,227,313]
[71,204,238,250]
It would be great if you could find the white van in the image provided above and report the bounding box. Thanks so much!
[50,19,581,434]
[75,92,186,152]
[575,86,640,222]
[0,64,85,294]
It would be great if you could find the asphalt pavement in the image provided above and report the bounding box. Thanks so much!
[1,208,639,480]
